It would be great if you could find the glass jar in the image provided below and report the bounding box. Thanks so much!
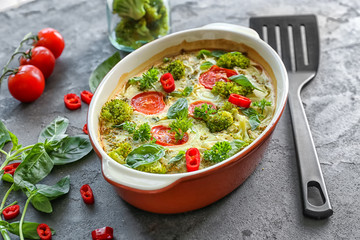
[106,0,171,52]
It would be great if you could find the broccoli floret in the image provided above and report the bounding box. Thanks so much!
[166,60,185,80]
[108,142,132,164]
[101,99,133,125]
[112,0,148,20]
[211,81,253,98]
[135,160,166,173]
[203,141,232,163]
[145,0,169,37]
[206,111,234,133]
[216,52,250,69]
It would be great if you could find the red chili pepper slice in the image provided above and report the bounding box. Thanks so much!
[37,223,52,240]
[80,184,94,204]
[64,93,81,110]
[160,73,175,93]
[2,162,21,176]
[81,90,93,104]
[91,226,114,240]
[83,123,88,135]
[186,148,201,172]
[228,93,251,108]
[2,204,20,220]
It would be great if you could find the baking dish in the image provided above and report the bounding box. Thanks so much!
[88,23,288,213]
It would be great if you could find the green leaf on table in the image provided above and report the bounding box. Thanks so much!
[47,135,92,165]
[167,98,188,119]
[0,220,9,228]
[36,175,70,200]
[31,193,53,213]
[14,143,54,189]
[38,116,69,143]
[89,52,121,93]
[9,131,21,152]
[8,221,56,239]
[126,143,165,168]
[2,173,14,183]
[229,75,263,92]
[0,120,11,149]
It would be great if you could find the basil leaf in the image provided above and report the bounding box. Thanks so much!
[47,135,92,165]
[169,151,185,164]
[89,52,121,93]
[167,98,188,119]
[229,140,248,156]
[242,108,260,130]
[0,220,9,228]
[182,86,193,97]
[8,221,55,239]
[126,143,165,168]
[211,50,227,58]
[14,143,54,189]
[200,61,213,70]
[0,120,11,149]
[31,193,53,213]
[229,75,263,91]
[9,131,21,152]
[36,175,70,200]
[1,173,14,183]
[38,116,69,143]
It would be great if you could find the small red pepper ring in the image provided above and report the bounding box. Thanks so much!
[37,223,52,240]
[83,123,88,135]
[80,184,94,204]
[64,93,81,110]
[2,162,21,176]
[228,93,251,108]
[2,204,20,220]
[160,73,176,93]
[81,90,93,104]
[91,226,114,240]
[186,148,201,172]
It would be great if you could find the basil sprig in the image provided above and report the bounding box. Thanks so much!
[126,143,165,169]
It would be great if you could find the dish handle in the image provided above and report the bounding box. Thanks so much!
[200,23,260,39]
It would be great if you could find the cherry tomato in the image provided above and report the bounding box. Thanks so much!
[188,101,217,117]
[160,73,175,93]
[80,90,93,104]
[19,46,56,79]
[228,94,251,108]
[199,65,237,89]
[131,91,165,115]
[64,93,81,110]
[8,65,45,103]
[35,28,65,59]
[151,125,188,146]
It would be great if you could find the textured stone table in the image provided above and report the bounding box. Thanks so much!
[0,0,359,239]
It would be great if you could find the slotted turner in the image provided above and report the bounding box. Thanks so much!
[250,15,333,219]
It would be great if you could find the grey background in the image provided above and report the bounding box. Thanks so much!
[0,0,359,239]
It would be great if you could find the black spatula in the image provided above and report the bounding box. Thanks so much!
[250,15,333,219]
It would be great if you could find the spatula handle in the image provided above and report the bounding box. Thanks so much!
[288,76,333,219]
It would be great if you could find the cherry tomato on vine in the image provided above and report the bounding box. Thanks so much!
[8,65,45,103]
[35,28,65,59]
[20,46,55,79]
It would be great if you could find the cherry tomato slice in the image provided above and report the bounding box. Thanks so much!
[37,223,52,240]
[19,46,55,79]
[131,91,165,115]
[8,65,45,103]
[188,101,217,117]
[228,94,251,108]
[35,28,65,59]
[186,148,201,172]
[199,65,237,89]
[151,125,188,146]
[2,205,20,220]
[2,162,21,176]
[80,90,93,104]
[64,93,81,110]
[160,73,175,93]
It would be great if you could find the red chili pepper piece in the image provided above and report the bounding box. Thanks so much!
[81,90,93,104]
[80,184,94,204]
[228,93,251,108]
[91,226,114,240]
[2,162,21,176]
[64,93,81,110]
[186,148,201,172]
[160,73,176,93]
[2,204,20,220]
[83,123,88,135]
[37,223,52,240]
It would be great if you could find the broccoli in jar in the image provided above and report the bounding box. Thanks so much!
[100,99,133,125]
[217,52,250,69]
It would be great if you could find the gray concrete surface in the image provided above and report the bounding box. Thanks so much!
[0,0,359,239]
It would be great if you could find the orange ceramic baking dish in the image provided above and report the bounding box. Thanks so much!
[88,23,288,214]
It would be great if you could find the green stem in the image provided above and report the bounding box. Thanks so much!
[0,200,18,212]
[19,194,35,240]
[0,149,8,157]
[0,144,34,170]
[0,228,11,240]
[0,184,14,210]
